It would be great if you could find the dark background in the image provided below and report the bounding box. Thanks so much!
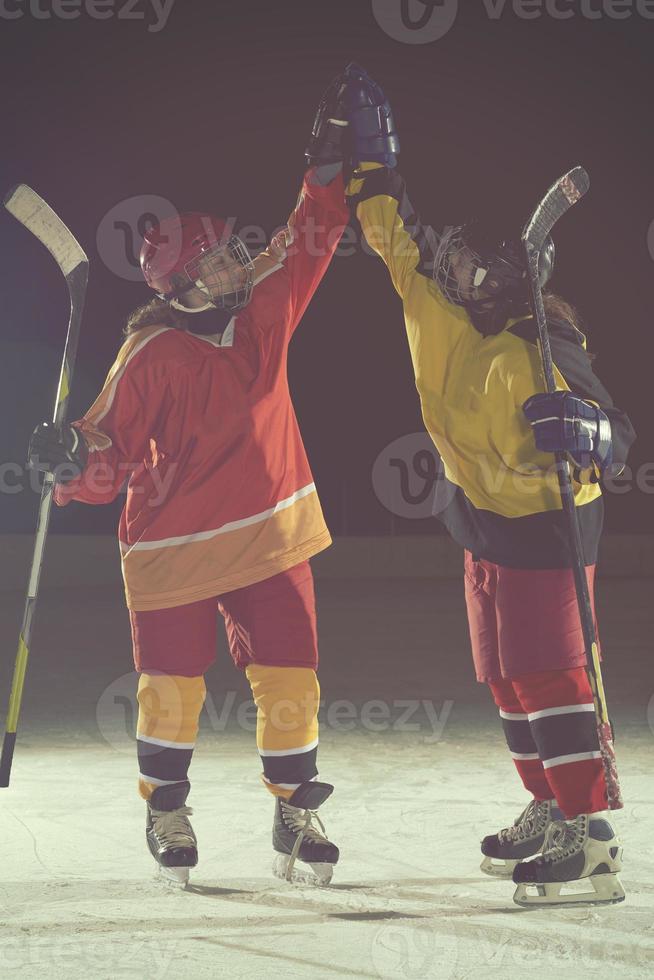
[1,0,651,536]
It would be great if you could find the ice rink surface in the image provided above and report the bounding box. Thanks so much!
[0,575,652,980]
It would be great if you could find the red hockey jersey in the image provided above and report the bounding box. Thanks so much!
[55,168,348,610]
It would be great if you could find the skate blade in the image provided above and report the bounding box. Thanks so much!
[480,855,519,879]
[157,864,191,888]
[272,852,334,886]
[513,873,626,908]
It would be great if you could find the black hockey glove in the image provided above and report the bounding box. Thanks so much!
[305,69,351,167]
[27,421,89,484]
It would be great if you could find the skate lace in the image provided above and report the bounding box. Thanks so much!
[498,799,548,844]
[541,816,587,864]
[280,801,328,844]
[150,806,195,849]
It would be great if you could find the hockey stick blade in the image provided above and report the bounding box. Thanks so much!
[522,166,590,252]
[3,184,87,276]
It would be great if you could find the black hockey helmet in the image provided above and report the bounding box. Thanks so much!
[434,220,555,332]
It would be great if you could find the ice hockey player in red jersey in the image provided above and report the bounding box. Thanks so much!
[27,71,351,886]
[341,63,636,907]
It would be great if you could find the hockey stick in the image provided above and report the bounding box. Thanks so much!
[522,166,622,809]
[0,186,88,787]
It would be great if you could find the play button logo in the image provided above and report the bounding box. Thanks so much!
[372,0,459,43]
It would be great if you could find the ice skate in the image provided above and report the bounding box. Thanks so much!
[480,798,563,878]
[512,812,625,907]
[146,780,198,887]
[272,781,339,886]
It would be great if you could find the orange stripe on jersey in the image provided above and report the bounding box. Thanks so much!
[123,490,330,611]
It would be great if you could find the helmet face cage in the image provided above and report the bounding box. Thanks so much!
[433,225,527,308]
[434,226,482,306]
[184,235,254,311]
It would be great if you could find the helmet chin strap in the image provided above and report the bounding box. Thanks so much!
[160,272,244,315]
[169,296,215,314]
[165,279,216,314]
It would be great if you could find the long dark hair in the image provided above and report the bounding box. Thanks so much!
[542,292,582,331]
[542,292,595,360]
[124,297,188,336]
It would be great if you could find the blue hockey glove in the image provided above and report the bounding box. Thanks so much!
[523,391,612,476]
[341,62,400,169]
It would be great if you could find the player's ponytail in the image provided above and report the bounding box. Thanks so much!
[543,293,596,361]
[124,297,188,336]
[542,293,581,331]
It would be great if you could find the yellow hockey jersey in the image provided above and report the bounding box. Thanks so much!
[347,165,635,568]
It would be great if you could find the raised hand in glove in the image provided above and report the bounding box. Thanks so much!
[305,69,351,168]
[340,62,400,169]
[27,421,89,484]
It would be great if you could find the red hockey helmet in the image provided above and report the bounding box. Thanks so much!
[140,212,254,312]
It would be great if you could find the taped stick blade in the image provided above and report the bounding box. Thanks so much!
[4,184,87,276]
[598,721,623,810]
[561,165,590,202]
[522,166,590,251]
